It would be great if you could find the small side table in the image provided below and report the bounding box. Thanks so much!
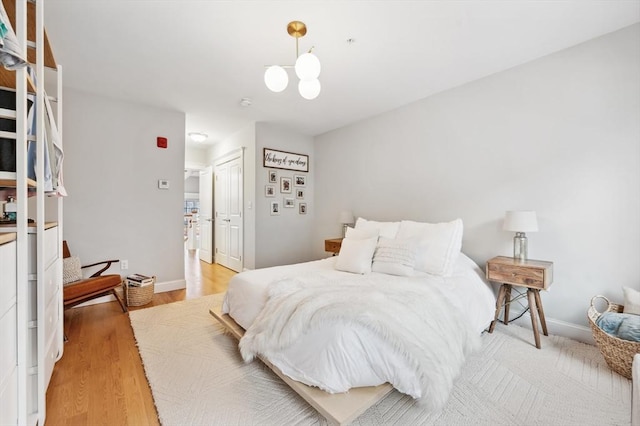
[486,256,553,349]
[324,238,343,255]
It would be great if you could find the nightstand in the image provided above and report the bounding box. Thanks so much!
[486,256,553,349]
[324,238,343,255]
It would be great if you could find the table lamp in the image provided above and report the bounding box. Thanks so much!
[503,210,538,260]
[339,211,354,238]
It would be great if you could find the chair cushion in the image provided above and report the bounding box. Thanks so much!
[63,256,83,284]
[63,274,122,304]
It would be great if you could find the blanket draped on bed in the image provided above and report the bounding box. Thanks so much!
[239,272,481,411]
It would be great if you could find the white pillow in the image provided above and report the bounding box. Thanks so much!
[623,287,640,315]
[335,237,378,274]
[396,218,463,277]
[355,217,400,239]
[372,237,415,276]
[63,256,83,285]
[345,226,379,240]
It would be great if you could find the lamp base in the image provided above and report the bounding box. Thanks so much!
[513,232,528,261]
[342,224,349,238]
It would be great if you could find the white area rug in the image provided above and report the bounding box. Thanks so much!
[129,294,631,425]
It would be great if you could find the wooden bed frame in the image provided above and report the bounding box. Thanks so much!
[209,302,393,425]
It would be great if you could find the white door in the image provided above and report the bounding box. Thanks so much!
[214,154,243,271]
[198,166,213,264]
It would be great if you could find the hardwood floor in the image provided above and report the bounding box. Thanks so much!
[45,249,236,426]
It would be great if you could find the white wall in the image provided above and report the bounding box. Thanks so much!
[205,122,315,270]
[184,176,199,193]
[185,145,208,169]
[207,124,257,269]
[63,89,186,289]
[255,123,315,269]
[313,24,640,333]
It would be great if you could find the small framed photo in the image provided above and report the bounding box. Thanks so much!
[296,189,305,199]
[294,175,306,187]
[268,170,277,183]
[265,185,275,197]
[280,177,292,193]
[270,201,280,215]
[284,198,295,208]
[299,202,307,215]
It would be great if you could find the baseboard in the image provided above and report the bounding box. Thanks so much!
[155,279,187,292]
[72,278,187,309]
[512,313,595,345]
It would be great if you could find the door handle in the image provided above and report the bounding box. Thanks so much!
[223,219,231,222]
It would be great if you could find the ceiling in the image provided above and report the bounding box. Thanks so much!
[44,1,639,150]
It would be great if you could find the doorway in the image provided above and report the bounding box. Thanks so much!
[214,150,244,272]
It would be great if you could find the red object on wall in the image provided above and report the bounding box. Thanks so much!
[157,137,168,148]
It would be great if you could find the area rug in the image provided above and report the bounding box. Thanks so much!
[129,294,631,425]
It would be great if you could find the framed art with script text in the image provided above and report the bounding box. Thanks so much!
[264,148,309,172]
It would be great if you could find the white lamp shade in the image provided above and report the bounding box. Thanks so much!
[295,52,321,80]
[503,211,538,232]
[298,78,321,100]
[264,65,289,92]
[339,210,354,224]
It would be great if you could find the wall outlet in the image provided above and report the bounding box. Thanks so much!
[120,260,128,270]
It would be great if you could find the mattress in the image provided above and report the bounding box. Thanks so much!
[222,253,496,400]
[223,253,495,334]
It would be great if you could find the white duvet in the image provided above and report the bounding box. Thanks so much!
[222,254,495,409]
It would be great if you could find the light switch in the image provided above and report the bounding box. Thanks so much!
[158,179,170,189]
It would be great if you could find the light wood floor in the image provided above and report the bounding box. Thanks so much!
[44,249,236,426]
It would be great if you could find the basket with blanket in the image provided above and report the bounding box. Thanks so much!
[588,288,640,379]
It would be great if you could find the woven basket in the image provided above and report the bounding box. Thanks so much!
[125,277,155,307]
[588,295,640,379]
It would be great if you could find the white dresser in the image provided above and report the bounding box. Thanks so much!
[26,224,63,419]
[0,233,18,426]
[0,224,62,426]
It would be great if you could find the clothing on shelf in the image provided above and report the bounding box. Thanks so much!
[0,89,33,173]
[0,2,28,70]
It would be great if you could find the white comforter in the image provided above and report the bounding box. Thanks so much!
[222,254,495,409]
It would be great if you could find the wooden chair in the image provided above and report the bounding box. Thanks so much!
[62,241,127,312]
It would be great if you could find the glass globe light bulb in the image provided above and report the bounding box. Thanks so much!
[298,79,321,100]
[295,53,321,81]
[264,65,288,92]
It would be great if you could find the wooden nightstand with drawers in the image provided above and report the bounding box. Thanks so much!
[324,238,343,255]
[486,256,554,349]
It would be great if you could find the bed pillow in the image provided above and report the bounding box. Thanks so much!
[345,226,379,240]
[335,237,378,274]
[372,237,415,276]
[624,287,640,315]
[63,256,83,285]
[396,218,463,277]
[355,217,400,239]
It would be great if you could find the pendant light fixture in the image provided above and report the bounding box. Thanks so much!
[264,21,321,100]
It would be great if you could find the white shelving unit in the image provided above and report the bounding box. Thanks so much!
[0,1,63,424]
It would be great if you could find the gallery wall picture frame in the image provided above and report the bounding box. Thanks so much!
[280,177,292,193]
[294,175,306,187]
[268,170,277,183]
[270,201,280,215]
[299,202,307,214]
[264,148,309,172]
[265,185,275,197]
[296,189,305,199]
[284,198,295,208]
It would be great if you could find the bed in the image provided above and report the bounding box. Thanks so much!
[210,218,496,424]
